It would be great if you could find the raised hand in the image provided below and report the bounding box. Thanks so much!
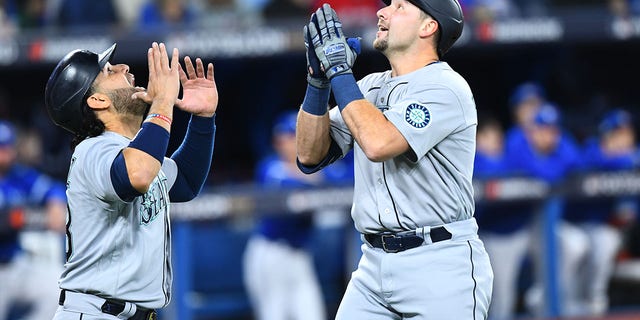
[304,15,329,89]
[132,42,180,109]
[175,56,218,118]
[307,4,359,80]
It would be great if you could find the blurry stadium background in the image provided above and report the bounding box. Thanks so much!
[2,0,640,319]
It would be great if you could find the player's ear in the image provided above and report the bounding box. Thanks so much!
[419,17,438,39]
[86,92,111,110]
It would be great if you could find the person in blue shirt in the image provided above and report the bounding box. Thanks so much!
[242,111,353,320]
[505,82,546,157]
[508,103,590,317]
[474,115,534,320]
[583,109,639,171]
[509,102,581,183]
[563,109,639,316]
[475,115,513,179]
[0,120,67,320]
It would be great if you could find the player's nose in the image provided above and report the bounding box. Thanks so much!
[112,64,130,74]
[377,7,387,20]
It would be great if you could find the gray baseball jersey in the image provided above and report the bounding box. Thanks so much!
[329,61,478,233]
[58,132,178,309]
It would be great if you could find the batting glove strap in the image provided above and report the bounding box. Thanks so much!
[307,74,330,89]
[322,42,353,79]
[331,74,364,112]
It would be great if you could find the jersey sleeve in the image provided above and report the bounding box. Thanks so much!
[328,106,354,157]
[384,85,474,162]
[73,138,129,203]
[161,157,178,189]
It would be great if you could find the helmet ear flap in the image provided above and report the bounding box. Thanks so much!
[45,44,117,134]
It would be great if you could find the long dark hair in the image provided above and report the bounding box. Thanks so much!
[70,86,105,150]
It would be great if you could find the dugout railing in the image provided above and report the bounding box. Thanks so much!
[12,170,640,319]
[162,170,640,319]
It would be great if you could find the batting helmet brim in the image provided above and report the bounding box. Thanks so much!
[98,44,116,69]
[45,44,117,134]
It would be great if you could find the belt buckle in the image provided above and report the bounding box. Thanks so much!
[147,311,158,320]
[381,234,400,253]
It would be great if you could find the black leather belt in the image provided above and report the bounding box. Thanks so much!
[59,290,157,320]
[364,226,452,253]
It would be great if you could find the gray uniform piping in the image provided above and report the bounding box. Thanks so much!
[378,81,409,230]
[377,207,390,230]
[65,203,72,261]
[385,82,408,103]
[367,86,381,92]
[162,212,170,305]
[429,147,453,223]
[467,240,478,320]
[381,163,409,230]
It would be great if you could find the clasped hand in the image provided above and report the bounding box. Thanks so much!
[305,4,361,83]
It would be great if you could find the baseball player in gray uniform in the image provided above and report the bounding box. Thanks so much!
[297,2,493,319]
[44,42,218,320]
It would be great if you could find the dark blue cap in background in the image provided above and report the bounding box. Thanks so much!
[599,109,632,135]
[272,111,298,136]
[509,82,546,108]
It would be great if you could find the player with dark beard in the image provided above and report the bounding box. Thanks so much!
[45,42,218,320]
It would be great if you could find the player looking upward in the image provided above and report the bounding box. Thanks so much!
[296,1,493,319]
[45,42,218,320]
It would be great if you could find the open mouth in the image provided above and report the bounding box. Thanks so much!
[127,74,135,86]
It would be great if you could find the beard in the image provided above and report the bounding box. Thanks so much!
[373,37,388,52]
[108,87,150,118]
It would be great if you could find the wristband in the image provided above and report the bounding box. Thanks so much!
[301,84,331,116]
[331,74,364,112]
[146,113,172,126]
[128,122,170,163]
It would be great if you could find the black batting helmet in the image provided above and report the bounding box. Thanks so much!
[44,44,116,134]
[381,0,463,57]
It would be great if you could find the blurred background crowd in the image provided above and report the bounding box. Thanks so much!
[1,0,640,320]
[0,0,639,33]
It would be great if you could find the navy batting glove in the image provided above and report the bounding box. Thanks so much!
[308,4,359,80]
